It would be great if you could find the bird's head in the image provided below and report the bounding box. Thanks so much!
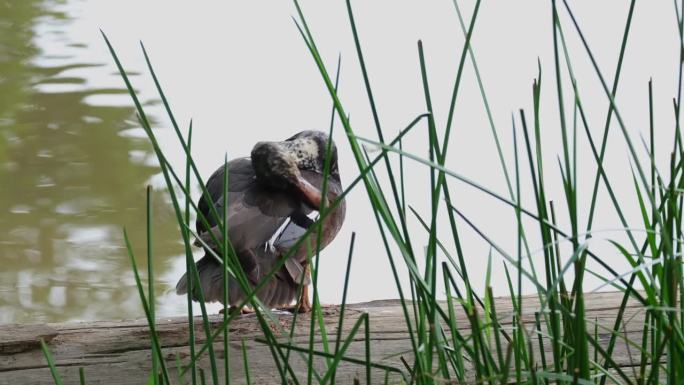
[251,130,340,209]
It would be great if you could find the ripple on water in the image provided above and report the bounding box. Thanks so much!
[82,115,103,124]
[54,198,87,215]
[8,226,39,243]
[33,81,84,93]
[35,175,56,188]
[36,149,53,158]
[82,92,135,107]
[64,224,113,244]
[9,204,33,214]
[118,127,147,138]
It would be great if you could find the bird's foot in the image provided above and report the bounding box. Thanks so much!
[281,283,312,313]
[283,292,311,314]
[281,300,312,314]
[219,306,254,316]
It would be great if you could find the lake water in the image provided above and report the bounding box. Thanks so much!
[0,0,679,323]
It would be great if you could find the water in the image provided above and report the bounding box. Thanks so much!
[0,1,184,322]
[0,0,679,323]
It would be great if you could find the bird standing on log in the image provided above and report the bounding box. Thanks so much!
[175,130,346,314]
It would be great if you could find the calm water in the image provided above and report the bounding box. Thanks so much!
[0,1,186,322]
[1,0,680,323]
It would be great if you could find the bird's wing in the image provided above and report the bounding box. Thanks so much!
[196,158,300,252]
[273,215,313,286]
[273,170,345,285]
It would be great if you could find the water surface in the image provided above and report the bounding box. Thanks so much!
[0,1,182,322]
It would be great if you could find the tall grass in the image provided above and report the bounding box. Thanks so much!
[38,1,684,384]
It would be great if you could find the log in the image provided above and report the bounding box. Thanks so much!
[0,292,648,385]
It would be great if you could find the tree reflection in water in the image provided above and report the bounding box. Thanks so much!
[0,1,183,322]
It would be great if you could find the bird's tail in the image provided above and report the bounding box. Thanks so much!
[176,252,302,308]
[175,255,226,303]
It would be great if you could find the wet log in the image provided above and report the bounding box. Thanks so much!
[0,291,648,385]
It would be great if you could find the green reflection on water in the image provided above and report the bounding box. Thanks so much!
[0,0,183,323]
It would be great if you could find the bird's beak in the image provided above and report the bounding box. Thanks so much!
[294,175,328,210]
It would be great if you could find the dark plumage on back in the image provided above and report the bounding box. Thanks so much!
[175,130,345,311]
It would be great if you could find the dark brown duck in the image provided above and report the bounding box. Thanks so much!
[175,130,346,313]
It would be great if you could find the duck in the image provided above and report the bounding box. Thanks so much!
[175,130,346,314]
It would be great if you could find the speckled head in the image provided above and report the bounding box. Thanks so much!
[251,130,340,210]
[251,130,340,187]
[282,130,339,180]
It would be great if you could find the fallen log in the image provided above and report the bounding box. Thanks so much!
[0,291,647,385]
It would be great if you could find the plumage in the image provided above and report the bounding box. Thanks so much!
[175,131,345,311]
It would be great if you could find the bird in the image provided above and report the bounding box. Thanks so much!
[175,130,346,314]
